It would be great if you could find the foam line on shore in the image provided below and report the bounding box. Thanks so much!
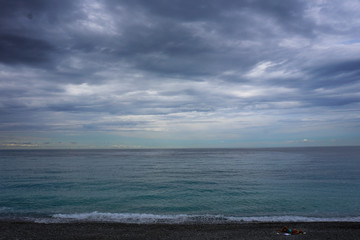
[32,212,360,224]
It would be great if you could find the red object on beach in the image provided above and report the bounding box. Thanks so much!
[279,226,304,235]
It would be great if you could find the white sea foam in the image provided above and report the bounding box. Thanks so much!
[39,212,360,224]
[51,212,190,224]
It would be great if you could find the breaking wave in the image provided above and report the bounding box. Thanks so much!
[31,212,360,224]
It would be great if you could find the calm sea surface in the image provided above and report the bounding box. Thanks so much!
[1,147,360,223]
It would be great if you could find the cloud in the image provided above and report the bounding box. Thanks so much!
[0,0,359,148]
[0,142,39,148]
[0,34,54,65]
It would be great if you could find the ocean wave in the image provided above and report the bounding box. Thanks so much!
[0,207,14,212]
[33,212,360,224]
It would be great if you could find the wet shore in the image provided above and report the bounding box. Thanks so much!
[1,221,360,240]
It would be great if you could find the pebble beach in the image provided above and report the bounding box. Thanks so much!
[1,221,360,240]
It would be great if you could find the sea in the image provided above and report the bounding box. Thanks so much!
[1,147,360,224]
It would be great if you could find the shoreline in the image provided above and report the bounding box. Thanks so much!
[1,221,360,240]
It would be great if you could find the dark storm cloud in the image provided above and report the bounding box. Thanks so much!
[0,0,77,70]
[0,34,54,65]
[0,0,75,30]
[104,0,314,77]
[307,59,360,87]
[0,0,297,77]
[124,0,309,30]
[113,22,214,76]
[0,0,314,76]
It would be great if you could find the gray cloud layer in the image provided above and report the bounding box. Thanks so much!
[1,0,360,148]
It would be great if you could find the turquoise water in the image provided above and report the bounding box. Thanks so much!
[1,147,360,223]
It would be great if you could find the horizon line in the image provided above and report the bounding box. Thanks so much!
[0,145,359,151]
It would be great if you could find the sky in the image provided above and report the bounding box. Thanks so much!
[0,0,360,149]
